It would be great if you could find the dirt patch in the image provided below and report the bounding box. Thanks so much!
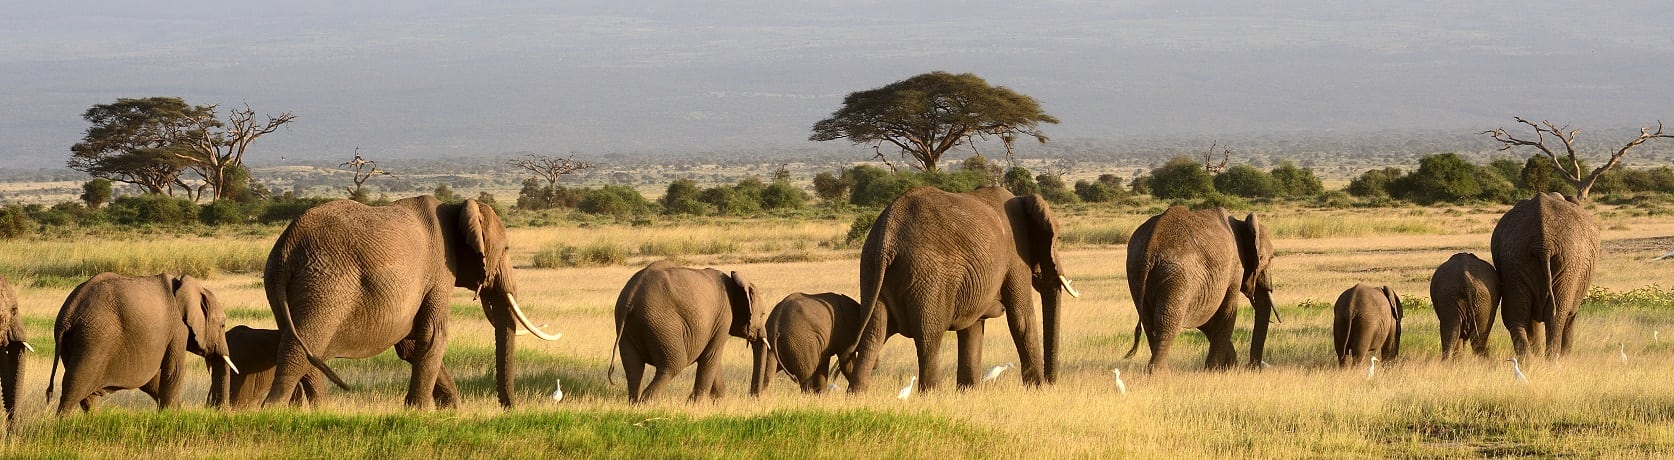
[1604,236,1674,256]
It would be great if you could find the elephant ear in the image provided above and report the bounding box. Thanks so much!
[1015,194,1062,275]
[457,199,491,291]
[1383,286,1402,321]
[174,275,208,354]
[726,271,757,337]
[1234,213,1271,298]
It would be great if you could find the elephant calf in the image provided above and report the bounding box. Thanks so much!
[48,273,237,414]
[226,325,325,409]
[1430,253,1500,360]
[610,260,768,403]
[1332,284,1403,367]
[763,292,864,394]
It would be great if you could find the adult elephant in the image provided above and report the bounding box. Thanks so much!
[608,260,767,403]
[47,273,236,414]
[264,196,561,409]
[1124,206,1276,372]
[849,186,1077,393]
[1492,192,1599,362]
[0,275,31,428]
[1430,253,1499,360]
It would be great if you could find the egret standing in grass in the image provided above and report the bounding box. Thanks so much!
[1507,358,1528,383]
[1365,356,1378,380]
[982,363,1015,383]
[1112,368,1128,395]
[898,376,917,401]
[1259,360,1271,369]
[551,378,564,402]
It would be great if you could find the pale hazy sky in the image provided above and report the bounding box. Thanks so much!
[3,1,1670,168]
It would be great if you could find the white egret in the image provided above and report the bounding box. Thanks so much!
[1507,358,1528,383]
[897,376,917,401]
[981,363,1015,383]
[1619,343,1629,365]
[1656,330,1661,343]
[1112,368,1128,395]
[1365,356,1378,380]
[827,382,839,392]
[1259,360,1271,369]
[551,378,564,401]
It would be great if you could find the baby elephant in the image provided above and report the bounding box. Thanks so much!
[1332,283,1403,367]
[610,260,768,403]
[225,325,325,409]
[1430,253,1500,360]
[763,292,864,394]
[48,273,237,414]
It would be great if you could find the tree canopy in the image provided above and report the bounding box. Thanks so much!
[69,96,294,201]
[810,71,1058,172]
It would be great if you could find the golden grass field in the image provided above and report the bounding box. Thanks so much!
[5,202,1674,457]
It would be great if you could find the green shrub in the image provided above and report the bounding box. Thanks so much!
[1347,167,1403,198]
[1270,162,1324,198]
[199,200,249,226]
[812,171,851,204]
[532,241,629,268]
[1148,156,1213,200]
[847,165,920,207]
[1035,173,1079,204]
[760,181,808,210]
[1003,167,1038,197]
[697,186,760,216]
[846,213,877,246]
[1195,192,1249,210]
[1213,164,1278,198]
[0,206,29,239]
[81,178,112,209]
[660,179,707,216]
[1074,178,1125,203]
[259,197,336,224]
[107,194,199,226]
[578,185,656,217]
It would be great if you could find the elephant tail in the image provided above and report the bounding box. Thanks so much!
[270,275,351,391]
[1122,320,1144,359]
[44,333,60,403]
[1457,286,1478,341]
[606,314,628,386]
[1541,255,1558,325]
[1337,302,1358,359]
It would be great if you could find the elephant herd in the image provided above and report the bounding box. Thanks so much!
[0,188,1604,425]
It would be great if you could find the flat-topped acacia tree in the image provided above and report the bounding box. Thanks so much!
[810,72,1058,172]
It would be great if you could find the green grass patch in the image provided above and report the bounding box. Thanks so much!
[12,408,1000,458]
[532,241,630,268]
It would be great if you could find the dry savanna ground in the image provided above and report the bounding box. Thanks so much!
[4,202,1674,458]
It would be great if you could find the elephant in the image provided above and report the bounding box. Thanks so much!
[225,325,325,409]
[761,292,864,394]
[226,326,452,409]
[46,273,236,414]
[1430,253,1500,360]
[0,275,31,428]
[263,196,561,409]
[609,260,767,403]
[1492,192,1599,362]
[1332,284,1403,367]
[1124,206,1276,373]
[849,186,1077,394]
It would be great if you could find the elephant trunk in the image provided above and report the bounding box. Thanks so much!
[492,294,519,408]
[207,355,231,408]
[749,339,770,396]
[2,342,22,427]
[1249,289,1275,368]
[1041,280,1061,385]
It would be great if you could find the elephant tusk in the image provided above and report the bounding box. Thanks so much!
[514,324,549,336]
[762,338,772,351]
[19,341,33,353]
[222,355,241,375]
[508,293,563,341]
[1059,275,1081,298]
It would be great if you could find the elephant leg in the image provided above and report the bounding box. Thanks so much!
[999,277,1044,386]
[154,349,187,410]
[433,366,460,409]
[622,345,646,403]
[847,306,890,394]
[955,322,984,389]
[1559,313,1578,357]
[807,358,828,394]
[403,295,450,409]
[56,353,105,415]
[1203,298,1239,370]
[639,367,679,403]
[1529,321,1546,358]
[79,393,100,413]
[691,335,729,402]
[1144,323,1178,374]
[914,336,944,392]
[1437,317,1460,361]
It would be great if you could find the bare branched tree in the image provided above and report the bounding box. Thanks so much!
[1483,117,1673,201]
[1202,143,1231,175]
[507,153,594,189]
[340,147,388,198]
[162,103,296,201]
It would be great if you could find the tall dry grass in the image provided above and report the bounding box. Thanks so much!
[5,203,1674,457]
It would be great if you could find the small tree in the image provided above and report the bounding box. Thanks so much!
[81,178,113,209]
[508,153,593,190]
[434,183,458,203]
[811,72,1058,172]
[1003,167,1038,197]
[1269,162,1324,198]
[1035,173,1079,203]
[1213,165,1278,198]
[340,148,388,202]
[812,171,851,204]
[1484,117,1673,201]
[1148,156,1214,200]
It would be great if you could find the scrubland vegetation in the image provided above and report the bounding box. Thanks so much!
[4,195,1674,457]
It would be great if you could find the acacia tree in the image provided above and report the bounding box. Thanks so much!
[70,97,295,201]
[810,71,1058,172]
[507,153,593,189]
[1484,117,1673,201]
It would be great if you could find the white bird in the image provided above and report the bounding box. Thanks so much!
[1656,330,1661,343]
[1619,343,1629,364]
[551,378,564,401]
[1365,356,1379,380]
[981,363,1015,383]
[897,376,917,401]
[1507,358,1529,383]
[1259,360,1271,369]
[1112,368,1128,395]
[827,382,839,392]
